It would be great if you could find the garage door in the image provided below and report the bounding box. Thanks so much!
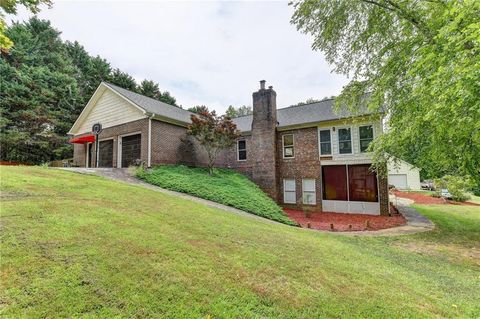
[121,134,141,168]
[98,140,113,167]
[389,174,407,189]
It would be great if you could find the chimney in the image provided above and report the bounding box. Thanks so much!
[260,80,266,90]
[250,80,278,200]
[252,80,277,131]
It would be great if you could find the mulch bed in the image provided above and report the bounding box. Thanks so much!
[285,207,406,232]
[393,190,480,206]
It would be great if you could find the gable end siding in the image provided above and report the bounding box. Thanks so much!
[75,90,146,135]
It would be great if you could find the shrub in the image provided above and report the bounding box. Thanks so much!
[434,175,472,202]
[137,165,297,226]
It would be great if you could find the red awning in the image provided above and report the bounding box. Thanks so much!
[69,135,95,144]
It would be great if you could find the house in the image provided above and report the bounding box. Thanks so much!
[69,80,390,215]
[388,159,421,190]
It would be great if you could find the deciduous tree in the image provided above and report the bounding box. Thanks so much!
[291,0,480,186]
[187,110,240,175]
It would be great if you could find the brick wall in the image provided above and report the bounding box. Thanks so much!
[73,143,86,167]
[276,127,322,211]
[71,118,148,167]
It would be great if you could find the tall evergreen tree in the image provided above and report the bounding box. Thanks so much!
[0,18,180,164]
[109,68,137,91]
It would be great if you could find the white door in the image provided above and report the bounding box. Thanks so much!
[389,174,407,189]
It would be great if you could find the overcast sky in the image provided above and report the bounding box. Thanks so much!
[8,1,348,113]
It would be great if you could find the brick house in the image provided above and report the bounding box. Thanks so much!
[69,81,389,215]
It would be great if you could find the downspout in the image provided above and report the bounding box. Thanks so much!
[147,113,154,168]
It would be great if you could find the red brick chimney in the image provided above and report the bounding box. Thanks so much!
[251,80,278,200]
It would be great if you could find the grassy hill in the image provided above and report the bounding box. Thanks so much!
[1,166,479,318]
[137,165,295,225]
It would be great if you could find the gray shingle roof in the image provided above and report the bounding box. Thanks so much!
[232,99,378,132]
[105,82,378,132]
[104,82,194,124]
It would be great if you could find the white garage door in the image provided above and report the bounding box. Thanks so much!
[389,174,407,189]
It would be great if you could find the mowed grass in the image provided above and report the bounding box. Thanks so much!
[1,166,479,318]
[137,165,296,225]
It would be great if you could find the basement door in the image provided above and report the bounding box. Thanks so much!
[121,134,141,168]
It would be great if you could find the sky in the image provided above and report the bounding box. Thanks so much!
[7,0,349,113]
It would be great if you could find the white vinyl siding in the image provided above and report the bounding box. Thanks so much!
[302,179,316,205]
[76,90,145,134]
[318,121,382,162]
[283,179,296,204]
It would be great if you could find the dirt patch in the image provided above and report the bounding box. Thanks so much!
[394,191,480,206]
[284,209,406,232]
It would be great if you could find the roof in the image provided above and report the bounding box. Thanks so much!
[102,83,380,132]
[232,99,379,132]
[103,82,194,124]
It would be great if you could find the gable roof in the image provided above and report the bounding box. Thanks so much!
[70,82,381,135]
[232,99,379,132]
[103,82,194,124]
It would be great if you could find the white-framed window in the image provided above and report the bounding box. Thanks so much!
[319,129,332,156]
[237,139,246,161]
[283,179,296,204]
[359,125,374,153]
[302,179,316,205]
[282,134,294,159]
[338,127,352,154]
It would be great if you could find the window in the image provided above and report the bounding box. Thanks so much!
[322,165,348,201]
[359,125,374,153]
[283,134,294,158]
[302,179,316,205]
[237,139,246,161]
[338,128,352,154]
[348,164,378,202]
[283,179,296,204]
[319,129,331,155]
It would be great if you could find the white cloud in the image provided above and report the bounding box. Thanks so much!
[7,0,348,113]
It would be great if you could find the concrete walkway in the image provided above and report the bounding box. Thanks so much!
[57,168,434,237]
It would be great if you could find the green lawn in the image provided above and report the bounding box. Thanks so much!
[137,165,296,225]
[1,166,479,318]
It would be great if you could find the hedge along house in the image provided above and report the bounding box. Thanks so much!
[69,81,390,215]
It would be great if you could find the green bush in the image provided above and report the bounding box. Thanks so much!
[434,175,472,202]
[137,165,297,226]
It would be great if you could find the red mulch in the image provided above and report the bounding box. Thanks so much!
[393,190,480,206]
[284,207,406,232]
[0,161,32,166]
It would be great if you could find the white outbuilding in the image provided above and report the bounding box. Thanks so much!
[388,159,421,190]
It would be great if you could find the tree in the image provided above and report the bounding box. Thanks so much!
[1,18,79,163]
[138,79,161,100]
[225,105,252,117]
[187,110,240,175]
[109,68,137,91]
[158,90,177,106]
[0,0,52,50]
[291,0,480,186]
[188,105,209,114]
